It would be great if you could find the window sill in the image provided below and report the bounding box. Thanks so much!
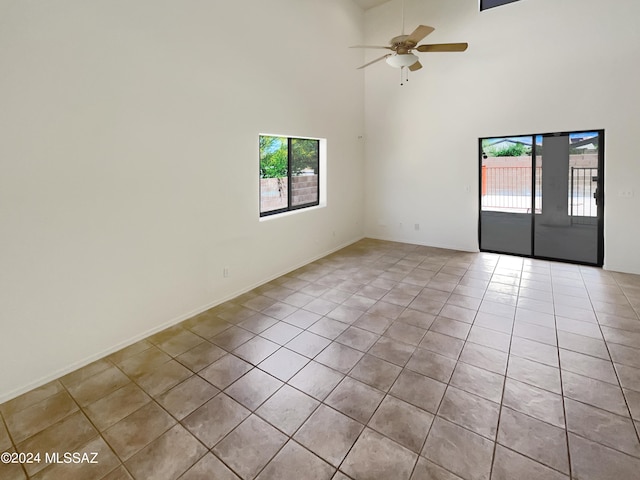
[259,204,326,222]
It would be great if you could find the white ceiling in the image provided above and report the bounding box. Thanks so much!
[352,0,391,10]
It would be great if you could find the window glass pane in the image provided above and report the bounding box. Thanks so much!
[535,134,543,213]
[480,136,533,256]
[290,138,319,207]
[481,0,520,11]
[260,136,288,214]
[568,132,599,219]
[534,132,601,264]
[481,136,533,213]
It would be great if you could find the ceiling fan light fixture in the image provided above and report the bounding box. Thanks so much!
[385,53,419,68]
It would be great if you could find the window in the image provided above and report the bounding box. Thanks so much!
[481,136,538,213]
[480,132,601,218]
[259,135,321,217]
[480,0,521,11]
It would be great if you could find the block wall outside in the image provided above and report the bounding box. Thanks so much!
[260,174,318,212]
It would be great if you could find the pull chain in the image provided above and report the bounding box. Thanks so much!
[400,66,409,86]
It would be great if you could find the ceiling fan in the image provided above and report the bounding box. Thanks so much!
[351,0,468,82]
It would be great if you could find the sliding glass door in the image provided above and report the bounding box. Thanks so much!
[479,130,604,266]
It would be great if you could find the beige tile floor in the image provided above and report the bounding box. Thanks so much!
[2,238,640,480]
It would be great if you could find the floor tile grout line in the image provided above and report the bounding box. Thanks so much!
[587,271,640,318]
[278,254,587,477]
[207,411,284,480]
[331,255,456,480]
[192,339,353,478]
[82,347,232,478]
[0,408,29,479]
[219,281,426,477]
[377,260,433,477]
[488,255,522,480]
[406,255,494,480]
[322,249,423,478]
[49,378,141,480]
[325,253,469,480]
[587,270,640,445]
[477,338,640,458]
[0,404,17,451]
[254,436,340,479]
[116,388,208,475]
[551,268,574,480]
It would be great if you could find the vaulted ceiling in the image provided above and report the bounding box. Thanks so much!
[352,0,391,10]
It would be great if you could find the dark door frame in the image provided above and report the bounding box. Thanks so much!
[478,129,604,267]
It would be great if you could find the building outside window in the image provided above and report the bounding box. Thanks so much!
[259,135,321,217]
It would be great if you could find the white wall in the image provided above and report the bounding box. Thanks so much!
[0,0,365,402]
[363,0,640,273]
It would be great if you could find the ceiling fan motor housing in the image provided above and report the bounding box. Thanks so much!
[390,34,415,54]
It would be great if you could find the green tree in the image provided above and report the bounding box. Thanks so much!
[484,142,531,157]
[260,136,287,178]
[260,136,320,177]
[291,138,319,175]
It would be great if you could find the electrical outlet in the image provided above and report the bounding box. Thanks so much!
[619,189,634,198]
[223,267,229,278]
[414,223,420,231]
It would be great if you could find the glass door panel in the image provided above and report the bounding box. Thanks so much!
[534,132,602,264]
[480,136,534,256]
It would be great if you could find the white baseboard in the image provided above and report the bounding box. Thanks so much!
[0,235,365,405]
[364,234,479,254]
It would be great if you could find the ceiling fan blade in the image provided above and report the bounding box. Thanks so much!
[350,45,393,50]
[409,60,422,72]
[405,25,435,45]
[416,42,468,52]
[357,54,390,69]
